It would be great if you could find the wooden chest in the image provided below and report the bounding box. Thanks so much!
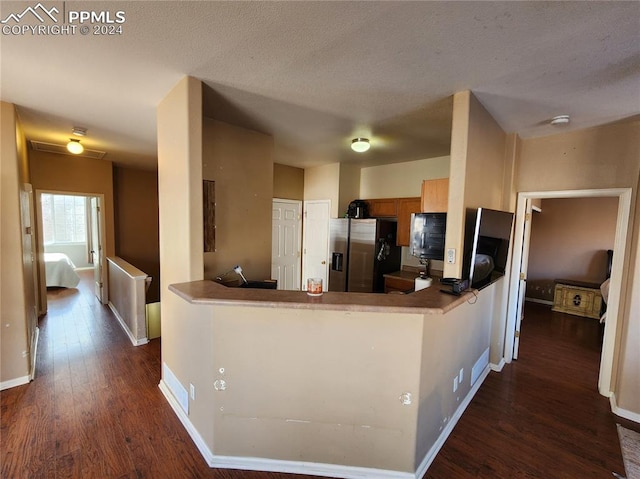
[552,280,603,320]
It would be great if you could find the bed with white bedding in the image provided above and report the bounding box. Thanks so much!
[44,252,81,288]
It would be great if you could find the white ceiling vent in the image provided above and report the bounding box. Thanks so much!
[29,140,107,160]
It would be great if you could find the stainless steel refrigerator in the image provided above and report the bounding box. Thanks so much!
[328,218,401,293]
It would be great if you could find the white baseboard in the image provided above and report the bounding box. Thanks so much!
[30,326,40,381]
[159,379,215,466]
[211,455,413,479]
[1,375,30,391]
[414,365,491,479]
[490,359,505,372]
[108,301,148,346]
[610,393,640,424]
[525,297,553,306]
[159,383,419,479]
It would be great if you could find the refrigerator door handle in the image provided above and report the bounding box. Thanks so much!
[331,252,343,271]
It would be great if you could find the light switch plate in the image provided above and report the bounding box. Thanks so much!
[446,248,456,264]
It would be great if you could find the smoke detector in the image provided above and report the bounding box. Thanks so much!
[550,115,570,126]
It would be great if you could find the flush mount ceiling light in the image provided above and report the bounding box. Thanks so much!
[550,115,570,126]
[351,138,370,153]
[66,138,84,154]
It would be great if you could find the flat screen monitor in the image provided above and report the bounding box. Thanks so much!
[464,208,514,289]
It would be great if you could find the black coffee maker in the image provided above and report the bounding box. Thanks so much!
[347,200,368,218]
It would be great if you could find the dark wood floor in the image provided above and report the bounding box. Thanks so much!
[0,274,627,479]
[426,301,625,478]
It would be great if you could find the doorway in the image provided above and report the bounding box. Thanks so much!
[35,190,108,315]
[506,188,632,397]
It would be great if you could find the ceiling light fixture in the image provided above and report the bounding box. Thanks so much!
[351,138,370,153]
[550,115,570,126]
[66,138,84,154]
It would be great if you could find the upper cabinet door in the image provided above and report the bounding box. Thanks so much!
[396,197,422,247]
[421,178,449,213]
[364,198,397,217]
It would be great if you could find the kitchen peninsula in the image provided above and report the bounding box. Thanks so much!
[163,279,502,479]
[169,278,465,313]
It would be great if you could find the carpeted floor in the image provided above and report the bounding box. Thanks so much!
[618,424,640,479]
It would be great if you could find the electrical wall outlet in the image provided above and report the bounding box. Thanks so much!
[446,248,456,264]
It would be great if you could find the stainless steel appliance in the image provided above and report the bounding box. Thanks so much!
[409,212,447,279]
[329,218,401,293]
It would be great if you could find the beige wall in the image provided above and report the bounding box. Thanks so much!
[360,156,450,199]
[527,197,618,301]
[518,119,640,192]
[517,117,640,416]
[211,306,422,472]
[415,281,495,466]
[202,118,274,281]
[157,76,204,406]
[0,101,30,385]
[114,167,160,303]
[445,91,509,279]
[304,162,340,217]
[273,163,304,200]
[167,283,498,475]
[502,134,520,213]
[30,150,116,259]
[464,95,508,210]
[338,162,361,217]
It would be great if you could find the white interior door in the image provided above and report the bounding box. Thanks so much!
[272,199,302,290]
[512,198,533,359]
[302,200,330,291]
[20,184,39,379]
[90,197,106,304]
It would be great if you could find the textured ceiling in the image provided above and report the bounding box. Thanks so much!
[1,1,638,170]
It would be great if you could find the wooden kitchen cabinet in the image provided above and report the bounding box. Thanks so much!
[396,197,422,247]
[421,178,449,213]
[384,276,415,293]
[364,198,397,217]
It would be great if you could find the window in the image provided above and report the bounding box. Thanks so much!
[41,194,87,245]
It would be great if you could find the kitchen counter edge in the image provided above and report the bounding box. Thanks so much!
[169,280,473,314]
